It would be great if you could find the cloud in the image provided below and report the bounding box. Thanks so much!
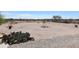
[14,14,52,19]
[1,12,12,15]
[15,14,34,19]
[1,12,52,19]
[1,12,33,19]
[1,12,13,18]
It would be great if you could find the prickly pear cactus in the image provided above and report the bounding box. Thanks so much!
[1,31,35,45]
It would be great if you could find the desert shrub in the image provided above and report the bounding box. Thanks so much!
[8,25,13,29]
[41,26,49,28]
[52,16,62,23]
[1,31,35,45]
[63,20,70,23]
[77,22,79,24]
[74,24,78,28]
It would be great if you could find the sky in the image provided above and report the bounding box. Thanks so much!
[1,11,79,19]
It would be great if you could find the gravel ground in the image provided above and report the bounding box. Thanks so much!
[0,22,79,48]
[8,34,79,48]
[0,43,9,48]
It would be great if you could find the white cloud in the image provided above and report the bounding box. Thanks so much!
[1,12,52,19]
[0,12,12,18]
[16,14,52,19]
[15,14,35,19]
[1,12,33,19]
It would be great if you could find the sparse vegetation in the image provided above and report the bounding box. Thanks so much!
[41,20,49,28]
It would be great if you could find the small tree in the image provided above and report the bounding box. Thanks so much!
[0,13,5,25]
[53,16,62,22]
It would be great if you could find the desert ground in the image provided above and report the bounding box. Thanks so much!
[0,21,79,48]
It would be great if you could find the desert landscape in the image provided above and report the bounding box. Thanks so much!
[0,21,79,48]
[1,11,79,48]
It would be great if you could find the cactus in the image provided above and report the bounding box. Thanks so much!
[1,31,35,45]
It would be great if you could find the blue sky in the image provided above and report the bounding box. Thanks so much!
[1,11,79,19]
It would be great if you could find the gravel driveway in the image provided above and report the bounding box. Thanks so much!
[0,22,79,48]
[8,34,79,48]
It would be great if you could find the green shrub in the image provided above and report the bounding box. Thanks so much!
[0,14,6,25]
